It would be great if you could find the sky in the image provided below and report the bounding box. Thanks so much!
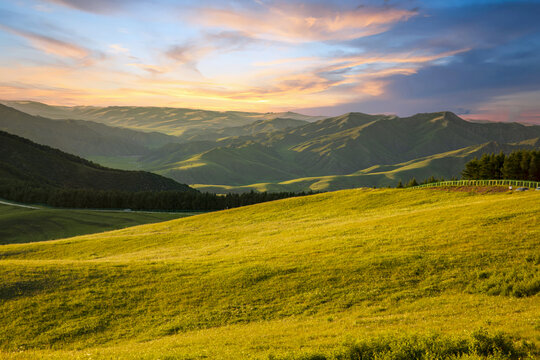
[0,0,539,123]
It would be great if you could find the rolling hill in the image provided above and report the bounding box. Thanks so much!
[140,112,540,187]
[0,100,324,137]
[3,102,540,192]
[193,138,540,193]
[0,188,538,359]
[0,130,194,192]
[0,104,179,157]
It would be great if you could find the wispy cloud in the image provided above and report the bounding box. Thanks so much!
[42,0,145,14]
[127,63,165,74]
[192,2,416,42]
[109,44,129,54]
[320,48,471,73]
[165,31,258,68]
[0,24,90,59]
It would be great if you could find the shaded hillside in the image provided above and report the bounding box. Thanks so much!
[0,104,178,157]
[0,189,538,358]
[193,138,540,193]
[142,112,540,186]
[0,100,324,136]
[0,203,195,245]
[0,130,194,192]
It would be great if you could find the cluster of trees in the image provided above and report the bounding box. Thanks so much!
[462,150,540,181]
[396,176,455,188]
[0,180,315,211]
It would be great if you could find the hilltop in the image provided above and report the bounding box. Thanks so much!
[0,188,538,359]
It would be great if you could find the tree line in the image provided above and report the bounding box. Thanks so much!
[0,180,315,211]
[462,150,540,181]
[396,149,540,187]
[396,176,456,188]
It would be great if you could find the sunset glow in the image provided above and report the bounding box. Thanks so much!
[0,0,539,122]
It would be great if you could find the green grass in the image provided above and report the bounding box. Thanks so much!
[140,112,540,188]
[192,141,540,193]
[0,203,198,244]
[0,189,539,359]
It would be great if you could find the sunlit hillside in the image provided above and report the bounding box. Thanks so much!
[1,188,538,359]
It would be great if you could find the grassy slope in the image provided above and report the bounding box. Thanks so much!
[0,189,539,359]
[0,204,198,245]
[193,139,540,193]
[145,112,540,186]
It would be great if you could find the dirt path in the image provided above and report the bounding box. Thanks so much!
[0,199,41,209]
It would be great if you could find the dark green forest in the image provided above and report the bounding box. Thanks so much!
[0,180,314,211]
[462,150,540,181]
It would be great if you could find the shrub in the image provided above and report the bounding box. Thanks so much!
[275,331,535,360]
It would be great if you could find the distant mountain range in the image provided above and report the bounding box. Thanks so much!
[0,130,194,192]
[1,101,539,192]
[0,100,324,138]
[138,111,540,187]
[0,104,178,157]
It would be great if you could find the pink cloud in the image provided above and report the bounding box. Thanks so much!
[0,25,90,60]
[193,3,416,42]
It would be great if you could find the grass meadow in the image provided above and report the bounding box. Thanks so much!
[0,204,199,244]
[0,188,538,359]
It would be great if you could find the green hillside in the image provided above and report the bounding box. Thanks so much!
[194,138,540,193]
[0,100,324,137]
[0,130,194,192]
[142,112,540,187]
[0,189,538,359]
[4,102,540,192]
[0,202,197,245]
[0,104,179,157]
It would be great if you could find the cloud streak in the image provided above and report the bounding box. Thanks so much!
[165,31,259,68]
[192,2,416,42]
[0,24,90,59]
[42,0,145,14]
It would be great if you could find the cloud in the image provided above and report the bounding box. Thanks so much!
[165,31,258,66]
[462,90,540,124]
[127,63,165,74]
[0,24,90,60]
[42,0,145,14]
[320,48,470,74]
[109,44,129,54]
[192,2,416,42]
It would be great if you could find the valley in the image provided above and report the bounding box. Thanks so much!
[2,102,539,192]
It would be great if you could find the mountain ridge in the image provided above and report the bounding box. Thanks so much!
[0,104,180,157]
[0,100,325,137]
[141,111,540,186]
